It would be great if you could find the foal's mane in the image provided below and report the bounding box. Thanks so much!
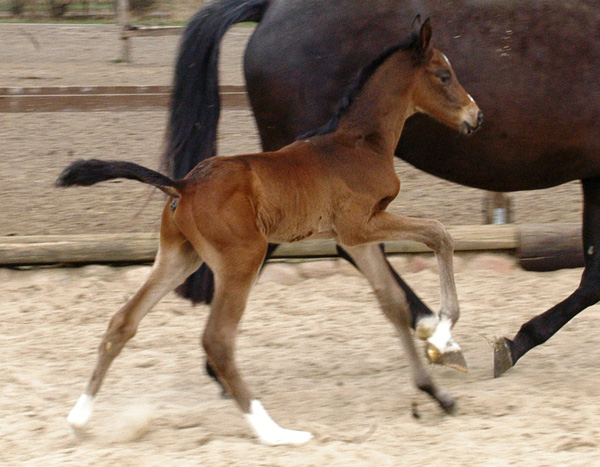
[300,32,421,139]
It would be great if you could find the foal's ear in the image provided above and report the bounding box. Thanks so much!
[411,13,422,30]
[416,17,433,59]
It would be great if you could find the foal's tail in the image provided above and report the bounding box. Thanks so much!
[56,159,183,198]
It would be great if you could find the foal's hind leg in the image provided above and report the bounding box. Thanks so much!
[202,245,312,445]
[68,207,202,429]
[342,243,454,413]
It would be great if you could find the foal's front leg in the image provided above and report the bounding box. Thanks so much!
[342,243,454,413]
[341,212,464,370]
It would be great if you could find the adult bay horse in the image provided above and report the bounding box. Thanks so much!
[61,20,481,445]
[165,0,600,377]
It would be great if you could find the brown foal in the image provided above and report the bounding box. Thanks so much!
[59,19,481,445]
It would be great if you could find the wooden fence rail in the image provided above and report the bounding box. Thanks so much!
[0,85,248,112]
[1,87,583,271]
[0,224,523,266]
[0,224,582,270]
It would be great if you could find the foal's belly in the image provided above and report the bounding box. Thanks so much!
[264,212,336,244]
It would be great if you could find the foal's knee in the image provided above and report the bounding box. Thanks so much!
[427,220,454,254]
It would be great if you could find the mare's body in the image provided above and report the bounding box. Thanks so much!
[166,0,600,376]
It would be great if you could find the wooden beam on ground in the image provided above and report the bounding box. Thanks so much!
[0,225,519,266]
[0,85,248,112]
[0,233,158,265]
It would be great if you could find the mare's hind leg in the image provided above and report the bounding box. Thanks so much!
[68,206,202,429]
[495,177,600,376]
[202,244,312,445]
[342,243,454,413]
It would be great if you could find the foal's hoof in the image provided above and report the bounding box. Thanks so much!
[493,337,514,378]
[430,348,468,373]
[245,400,313,446]
[67,394,95,429]
[426,343,468,373]
[438,395,456,415]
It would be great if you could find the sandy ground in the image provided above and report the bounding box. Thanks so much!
[1,24,599,466]
[3,259,600,466]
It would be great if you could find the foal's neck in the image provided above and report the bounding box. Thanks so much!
[335,52,417,155]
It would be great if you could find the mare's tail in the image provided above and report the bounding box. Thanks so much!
[57,159,182,198]
[163,0,269,178]
[162,0,270,305]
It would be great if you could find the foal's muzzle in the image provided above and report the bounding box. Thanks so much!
[463,110,483,135]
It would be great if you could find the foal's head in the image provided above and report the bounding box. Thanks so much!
[410,19,483,135]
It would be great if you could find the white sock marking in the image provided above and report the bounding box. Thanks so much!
[244,400,312,446]
[67,394,95,428]
[427,317,455,354]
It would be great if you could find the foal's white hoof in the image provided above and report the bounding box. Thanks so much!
[426,339,468,372]
[259,427,313,446]
[244,400,313,446]
[67,394,95,429]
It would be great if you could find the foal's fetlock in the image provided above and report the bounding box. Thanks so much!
[415,314,439,340]
[418,383,455,415]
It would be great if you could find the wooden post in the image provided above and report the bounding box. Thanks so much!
[483,191,511,224]
[517,223,583,271]
[117,0,131,62]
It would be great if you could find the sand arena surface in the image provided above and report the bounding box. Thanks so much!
[1,24,598,465]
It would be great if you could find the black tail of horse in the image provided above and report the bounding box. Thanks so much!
[162,0,269,305]
[163,0,268,178]
[57,159,182,198]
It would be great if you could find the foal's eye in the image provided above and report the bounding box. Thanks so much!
[439,72,451,83]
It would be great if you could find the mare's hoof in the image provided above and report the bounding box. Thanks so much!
[426,344,468,373]
[493,337,514,378]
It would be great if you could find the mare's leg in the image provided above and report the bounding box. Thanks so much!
[495,177,600,377]
[340,212,464,369]
[68,206,202,429]
[203,244,312,445]
[341,243,454,413]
